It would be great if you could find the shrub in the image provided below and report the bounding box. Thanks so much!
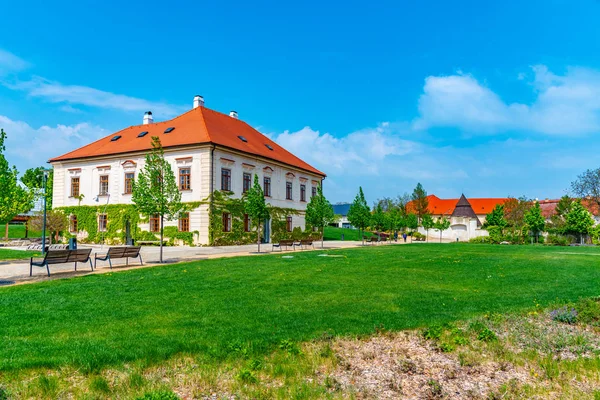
[469,236,492,244]
[546,234,569,246]
[576,298,600,325]
[237,369,259,384]
[550,306,578,324]
[412,232,425,241]
[422,325,443,340]
[477,327,498,342]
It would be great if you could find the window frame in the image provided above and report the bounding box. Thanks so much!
[179,167,191,191]
[286,181,293,200]
[312,186,317,198]
[286,215,293,232]
[222,212,232,232]
[263,176,271,197]
[124,172,135,194]
[300,184,306,202]
[179,212,190,232]
[99,175,109,196]
[69,215,78,233]
[98,214,108,232]
[70,177,80,198]
[149,214,160,233]
[243,172,252,193]
[221,168,232,192]
[244,214,251,232]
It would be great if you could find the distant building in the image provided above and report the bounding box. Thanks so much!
[332,203,353,228]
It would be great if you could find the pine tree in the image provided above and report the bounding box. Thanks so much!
[245,174,270,252]
[411,183,429,222]
[132,137,185,263]
[347,187,371,245]
[305,184,334,248]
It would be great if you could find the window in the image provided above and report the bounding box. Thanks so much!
[179,213,190,232]
[98,214,107,232]
[179,168,191,191]
[286,216,293,232]
[69,215,78,233]
[111,135,121,142]
[124,172,134,194]
[221,168,231,191]
[70,177,80,197]
[312,186,317,198]
[244,214,251,232]
[222,212,232,232]
[137,131,148,138]
[286,182,293,200]
[164,127,175,133]
[243,173,252,193]
[300,184,306,202]
[238,135,248,142]
[99,175,109,195]
[263,177,271,197]
[149,214,160,232]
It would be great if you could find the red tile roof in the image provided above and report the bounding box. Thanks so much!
[408,195,507,216]
[49,106,325,176]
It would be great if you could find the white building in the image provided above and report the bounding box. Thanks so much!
[49,96,325,245]
[332,203,353,228]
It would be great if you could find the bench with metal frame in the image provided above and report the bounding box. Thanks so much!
[299,239,315,250]
[272,239,296,252]
[94,246,143,269]
[30,248,93,277]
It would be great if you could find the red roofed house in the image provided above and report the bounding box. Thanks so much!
[409,194,507,241]
[49,96,325,245]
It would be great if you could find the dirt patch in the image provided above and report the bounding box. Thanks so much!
[331,331,531,399]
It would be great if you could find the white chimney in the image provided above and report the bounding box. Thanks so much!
[229,110,238,119]
[143,111,153,125]
[193,95,204,109]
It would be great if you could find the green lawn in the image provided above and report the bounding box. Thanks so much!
[323,226,374,241]
[2,244,600,374]
[0,248,40,260]
[5,224,43,239]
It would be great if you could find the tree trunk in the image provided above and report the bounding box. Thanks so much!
[361,228,364,245]
[160,214,164,263]
[257,223,261,253]
[440,231,442,243]
[321,226,324,249]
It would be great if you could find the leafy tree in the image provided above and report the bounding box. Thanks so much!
[30,210,67,244]
[305,184,334,248]
[245,175,270,253]
[483,204,507,230]
[396,193,411,216]
[571,168,600,209]
[421,214,435,242]
[524,202,546,243]
[503,197,532,231]
[132,137,185,263]
[375,197,396,212]
[550,195,572,232]
[566,200,595,244]
[21,166,54,209]
[347,187,371,245]
[406,213,418,233]
[433,216,451,243]
[370,203,386,236]
[411,183,429,222]
[0,129,34,239]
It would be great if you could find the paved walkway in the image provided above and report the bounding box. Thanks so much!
[0,240,409,286]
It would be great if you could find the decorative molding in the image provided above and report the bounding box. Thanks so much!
[121,160,137,166]
[68,168,81,172]
[96,165,111,170]
[175,157,193,161]
[242,162,256,170]
[299,176,308,183]
[220,157,235,166]
[311,180,320,185]
[286,172,296,179]
[263,166,274,174]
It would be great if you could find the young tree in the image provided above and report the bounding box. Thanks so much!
[566,200,595,244]
[371,203,386,238]
[305,184,335,248]
[0,129,34,240]
[411,183,429,222]
[132,137,185,263]
[421,214,435,242]
[245,174,270,253]
[482,204,507,230]
[433,216,451,243]
[30,210,67,244]
[503,197,532,232]
[347,187,371,245]
[406,213,419,233]
[550,195,572,232]
[571,168,600,209]
[21,166,54,209]
[396,193,411,216]
[524,202,546,243]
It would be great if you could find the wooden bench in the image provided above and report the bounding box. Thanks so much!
[299,239,314,250]
[30,248,93,277]
[94,246,143,269]
[368,236,379,245]
[272,239,295,252]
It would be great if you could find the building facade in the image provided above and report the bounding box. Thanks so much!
[49,96,325,245]
[331,203,353,228]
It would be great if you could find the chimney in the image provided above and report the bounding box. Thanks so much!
[143,111,153,125]
[229,110,238,119]
[193,95,204,109]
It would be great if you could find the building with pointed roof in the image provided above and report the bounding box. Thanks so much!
[50,96,326,245]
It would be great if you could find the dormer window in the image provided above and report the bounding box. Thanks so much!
[138,131,148,138]
[164,127,175,134]
[238,135,248,142]
[111,135,121,142]
[265,144,273,151]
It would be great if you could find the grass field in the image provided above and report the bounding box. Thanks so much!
[0,248,40,260]
[3,243,600,398]
[5,224,43,239]
[323,226,374,241]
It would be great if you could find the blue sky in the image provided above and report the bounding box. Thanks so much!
[2,0,600,204]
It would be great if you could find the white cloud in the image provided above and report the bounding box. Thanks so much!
[0,49,29,76]
[414,66,600,135]
[6,76,187,118]
[0,115,107,172]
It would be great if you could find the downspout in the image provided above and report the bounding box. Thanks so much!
[209,145,215,245]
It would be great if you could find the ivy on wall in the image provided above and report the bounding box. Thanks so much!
[206,191,317,246]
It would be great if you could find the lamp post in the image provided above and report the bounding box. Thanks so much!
[41,169,49,255]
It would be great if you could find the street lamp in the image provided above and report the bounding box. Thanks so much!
[41,169,50,255]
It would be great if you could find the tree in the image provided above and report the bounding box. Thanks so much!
[245,174,270,253]
[524,202,546,243]
[305,184,335,248]
[411,183,429,222]
[371,203,386,235]
[396,193,411,216]
[503,197,532,231]
[132,137,185,263]
[0,129,34,239]
[433,216,451,243]
[21,166,54,209]
[571,168,600,209]
[406,213,418,233]
[347,187,371,245]
[421,214,434,242]
[550,195,572,232]
[483,204,507,230]
[566,200,595,244]
[30,210,67,244]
